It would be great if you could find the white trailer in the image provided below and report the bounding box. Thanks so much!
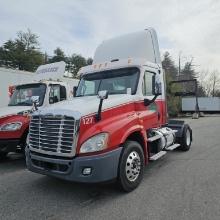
[182,97,220,112]
[0,67,34,107]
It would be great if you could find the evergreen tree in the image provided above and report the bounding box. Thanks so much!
[49,47,66,63]
[0,29,44,71]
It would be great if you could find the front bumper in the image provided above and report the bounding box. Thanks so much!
[0,139,20,153]
[26,147,122,183]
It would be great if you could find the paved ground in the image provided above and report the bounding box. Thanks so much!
[1,116,220,220]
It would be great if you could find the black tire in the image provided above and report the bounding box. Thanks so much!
[179,124,192,151]
[20,142,27,155]
[20,132,28,155]
[118,141,144,192]
[0,152,8,159]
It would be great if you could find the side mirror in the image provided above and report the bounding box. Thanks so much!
[98,90,109,100]
[73,86,77,97]
[144,74,162,106]
[152,74,162,96]
[31,96,40,111]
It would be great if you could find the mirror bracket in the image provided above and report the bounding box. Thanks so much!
[73,86,77,97]
[144,98,152,106]
[144,95,158,106]
[31,96,40,111]
[95,90,109,121]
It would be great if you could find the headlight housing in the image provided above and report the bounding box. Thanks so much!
[0,122,22,131]
[80,133,109,153]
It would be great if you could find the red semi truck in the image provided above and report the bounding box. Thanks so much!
[0,62,78,159]
[26,29,192,191]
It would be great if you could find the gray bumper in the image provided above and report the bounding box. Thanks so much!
[26,147,122,183]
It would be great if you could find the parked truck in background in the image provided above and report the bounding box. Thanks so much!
[0,67,34,108]
[26,29,192,192]
[0,62,78,159]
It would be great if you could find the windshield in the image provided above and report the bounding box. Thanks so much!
[76,67,140,97]
[8,83,46,106]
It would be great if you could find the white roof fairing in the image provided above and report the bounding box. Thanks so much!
[93,28,161,65]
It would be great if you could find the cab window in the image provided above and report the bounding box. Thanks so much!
[49,85,67,104]
[142,71,154,96]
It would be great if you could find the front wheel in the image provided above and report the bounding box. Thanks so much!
[118,141,144,192]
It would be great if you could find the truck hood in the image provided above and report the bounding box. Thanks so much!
[0,106,32,118]
[37,95,139,119]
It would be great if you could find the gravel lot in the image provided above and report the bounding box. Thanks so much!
[1,116,220,220]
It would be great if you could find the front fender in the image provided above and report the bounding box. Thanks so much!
[120,124,146,144]
[76,111,147,155]
[0,115,30,139]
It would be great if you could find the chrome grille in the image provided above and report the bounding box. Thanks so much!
[29,114,76,156]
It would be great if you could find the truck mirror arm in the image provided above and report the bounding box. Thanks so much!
[95,99,104,121]
[95,90,109,121]
[73,86,77,97]
[31,96,40,111]
[33,101,38,111]
[144,94,158,106]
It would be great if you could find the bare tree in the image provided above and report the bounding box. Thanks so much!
[210,70,220,96]
[198,69,220,97]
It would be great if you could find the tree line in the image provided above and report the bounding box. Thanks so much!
[162,52,220,115]
[0,29,92,77]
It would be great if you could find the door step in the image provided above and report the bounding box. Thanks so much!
[165,143,180,151]
[147,135,162,142]
[150,151,167,161]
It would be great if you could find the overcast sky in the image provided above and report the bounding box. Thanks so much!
[0,0,219,72]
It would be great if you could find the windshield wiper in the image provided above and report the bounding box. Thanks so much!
[10,102,32,106]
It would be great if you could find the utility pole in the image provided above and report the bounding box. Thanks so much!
[178,51,182,77]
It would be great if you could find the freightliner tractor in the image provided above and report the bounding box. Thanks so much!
[0,62,78,159]
[26,29,192,192]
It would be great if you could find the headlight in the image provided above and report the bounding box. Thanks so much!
[0,122,22,131]
[80,133,109,153]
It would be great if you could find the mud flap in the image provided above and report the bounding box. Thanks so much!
[167,119,192,142]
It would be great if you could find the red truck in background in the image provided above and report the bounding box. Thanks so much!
[0,62,78,159]
[26,29,192,192]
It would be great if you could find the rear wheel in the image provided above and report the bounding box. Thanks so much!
[118,141,144,192]
[179,125,192,151]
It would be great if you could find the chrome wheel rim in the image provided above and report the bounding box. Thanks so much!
[125,151,141,182]
[186,129,191,146]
